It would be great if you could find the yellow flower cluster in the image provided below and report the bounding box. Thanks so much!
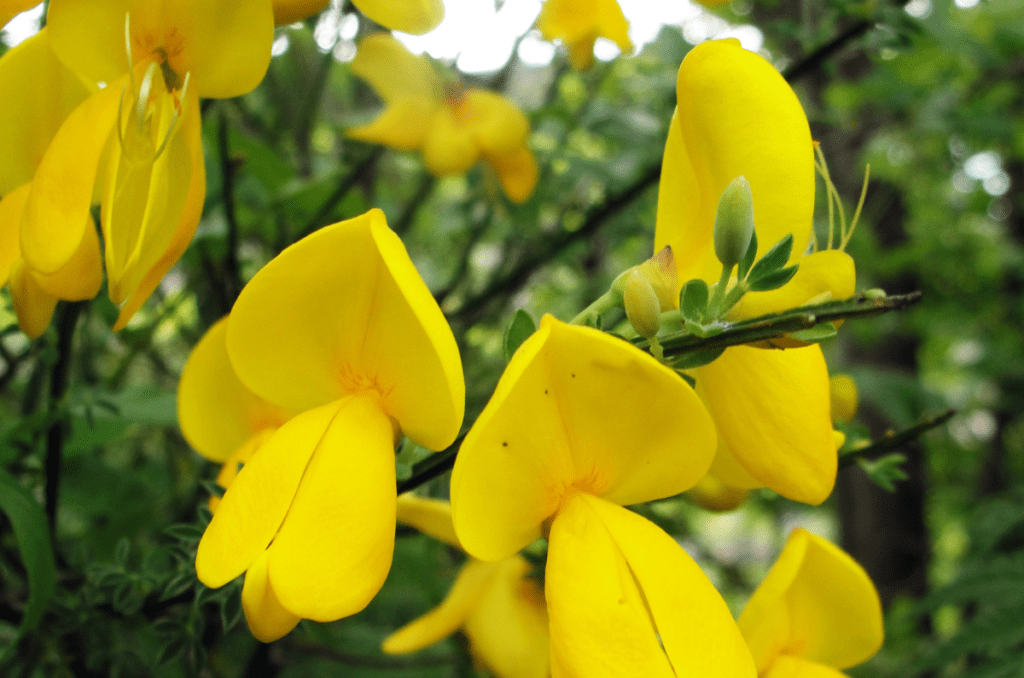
[172,30,882,677]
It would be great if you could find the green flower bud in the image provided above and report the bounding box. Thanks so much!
[636,246,678,311]
[623,269,662,338]
[713,175,755,270]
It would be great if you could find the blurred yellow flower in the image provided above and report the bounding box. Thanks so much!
[383,495,549,678]
[348,34,538,203]
[451,315,756,677]
[0,29,99,338]
[537,0,632,71]
[14,0,273,332]
[194,209,464,642]
[351,0,444,35]
[739,528,883,677]
[272,0,329,25]
[655,39,837,506]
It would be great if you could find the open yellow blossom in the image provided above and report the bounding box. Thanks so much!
[16,0,273,331]
[451,315,755,677]
[654,39,838,506]
[0,29,100,338]
[195,209,464,643]
[384,495,549,678]
[348,34,537,203]
[177,317,293,511]
[537,0,632,71]
[739,528,884,677]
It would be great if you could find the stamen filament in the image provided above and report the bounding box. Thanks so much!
[842,164,871,251]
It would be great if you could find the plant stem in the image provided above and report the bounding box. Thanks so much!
[45,301,84,535]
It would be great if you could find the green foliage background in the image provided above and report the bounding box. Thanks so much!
[1,0,1023,675]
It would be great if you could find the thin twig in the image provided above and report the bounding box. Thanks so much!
[839,409,956,467]
[397,434,465,495]
[45,301,84,534]
[393,174,436,236]
[298,147,384,238]
[218,110,240,303]
[434,208,493,306]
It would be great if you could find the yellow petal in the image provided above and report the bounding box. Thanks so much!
[0,28,92,195]
[351,0,443,35]
[1,1,40,29]
[694,345,836,505]
[739,528,883,672]
[8,258,58,339]
[546,495,675,678]
[226,208,464,451]
[31,214,103,301]
[458,89,529,157]
[266,394,396,621]
[586,495,756,677]
[195,400,345,588]
[687,473,750,512]
[0,185,30,286]
[395,494,460,548]
[733,250,856,320]
[655,39,814,285]
[829,374,858,424]
[112,87,205,330]
[272,0,328,25]
[451,315,716,562]
[383,559,496,654]
[209,429,275,512]
[462,557,550,678]
[178,318,291,464]
[351,33,439,103]
[347,96,437,150]
[422,105,480,176]
[241,549,302,643]
[49,0,274,99]
[486,146,538,204]
[20,81,121,274]
[764,656,849,678]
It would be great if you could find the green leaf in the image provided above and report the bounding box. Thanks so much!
[787,322,837,343]
[737,228,758,281]
[747,265,798,292]
[856,453,908,492]
[164,524,205,544]
[669,347,726,370]
[199,481,225,499]
[220,592,243,632]
[0,468,57,660]
[503,309,537,363]
[114,537,131,568]
[680,280,709,325]
[747,233,793,280]
[161,572,195,602]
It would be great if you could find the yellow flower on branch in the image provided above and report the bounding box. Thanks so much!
[15,0,274,331]
[537,0,632,71]
[654,39,842,506]
[451,316,756,677]
[348,33,538,203]
[0,29,100,338]
[194,209,464,643]
[383,495,550,678]
[739,529,884,677]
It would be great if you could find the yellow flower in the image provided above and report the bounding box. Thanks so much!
[348,34,537,203]
[451,315,756,677]
[654,39,839,506]
[0,0,37,28]
[177,317,294,511]
[383,495,549,678]
[537,0,632,71]
[0,29,100,338]
[352,0,444,35]
[194,209,464,643]
[15,0,274,331]
[738,528,883,677]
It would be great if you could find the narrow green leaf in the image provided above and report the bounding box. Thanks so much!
[747,233,793,280]
[680,280,709,325]
[737,228,758,281]
[747,265,798,292]
[669,347,726,370]
[161,572,195,602]
[114,537,131,568]
[503,309,537,363]
[199,480,225,499]
[163,524,205,544]
[787,322,837,343]
[220,592,243,632]
[0,467,57,659]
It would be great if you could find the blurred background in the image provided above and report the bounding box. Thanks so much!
[1,0,1023,675]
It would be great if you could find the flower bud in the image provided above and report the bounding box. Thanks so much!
[713,175,755,270]
[623,269,662,338]
[830,374,858,424]
[636,246,679,311]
